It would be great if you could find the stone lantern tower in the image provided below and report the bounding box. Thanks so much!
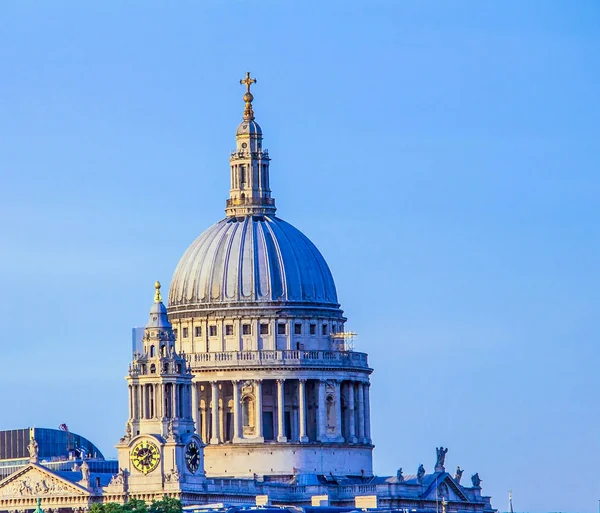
[167,74,373,478]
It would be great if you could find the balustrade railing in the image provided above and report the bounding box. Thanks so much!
[189,349,369,369]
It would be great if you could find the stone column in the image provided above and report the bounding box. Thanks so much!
[172,384,177,418]
[210,381,220,444]
[334,380,343,441]
[357,382,365,443]
[255,379,264,440]
[364,382,371,443]
[317,379,327,441]
[150,384,155,418]
[219,386,225,442]
[128,386,133,420]
[347,381,357,443]
[276,379,287,442]
[188,385,192,418]
[191,382,199,431]
[232,380,242,442]
[298,379,308,443]
[140,385,146,419]
[201,392,208,443]
[132,386,137,419]
[155,385,165,419]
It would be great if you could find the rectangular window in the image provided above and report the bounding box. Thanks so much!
[310,324,316,335]
[209,325,217,337]
[260,323,269,335]
[322,324,327,336]
[195,326,202,337]
[225,325,234,336]
[242,324,251,335]
[294,323,302,335]
[332,325,337,334]
[278,323,286,335]
[173,329,178,339]
[182,327,189,338]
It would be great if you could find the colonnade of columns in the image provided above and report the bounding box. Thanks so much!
[193,378,371,445]
[129,382,193,421]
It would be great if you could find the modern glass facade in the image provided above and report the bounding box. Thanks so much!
[0,428,104,461]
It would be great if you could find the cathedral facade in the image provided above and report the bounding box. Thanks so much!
[0,74,495,513]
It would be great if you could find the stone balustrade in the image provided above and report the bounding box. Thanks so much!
[188,349,369,369]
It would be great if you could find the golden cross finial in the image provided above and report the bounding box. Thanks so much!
[240,72,256,94]
[240,72,257,120]
[154,281,162,302]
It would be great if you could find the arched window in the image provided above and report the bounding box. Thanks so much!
[150,346,155,357]
[150,364,156,374]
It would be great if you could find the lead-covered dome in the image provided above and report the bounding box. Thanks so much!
[168,215,338,308]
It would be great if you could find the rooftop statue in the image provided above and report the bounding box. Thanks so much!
[471,473,482,487]
[80,460,91,487]
[27,436,39,462]
[417,464,425,483]
[454,466,464,484]
[435,446,448,471]
[396,468,404,482]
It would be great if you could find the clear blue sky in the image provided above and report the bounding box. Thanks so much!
[0,2,598,512]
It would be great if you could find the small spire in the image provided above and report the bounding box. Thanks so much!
[240,72,257,120]
[154,281,162,303]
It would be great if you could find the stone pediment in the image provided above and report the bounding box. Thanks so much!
[0,464,89,499]
[422,474,469,502]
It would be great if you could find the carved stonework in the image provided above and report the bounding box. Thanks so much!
[107,469,128,492]
[164,469,180,483]
[0,470,80,498]
[438,482,449,499]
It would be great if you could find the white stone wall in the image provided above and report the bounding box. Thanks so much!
[204,444,373,478]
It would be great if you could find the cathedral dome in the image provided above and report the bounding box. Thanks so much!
[168,215,339,309]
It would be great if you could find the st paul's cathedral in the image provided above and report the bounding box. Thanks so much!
[0,74,495,513]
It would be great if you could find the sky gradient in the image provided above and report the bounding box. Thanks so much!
[0,2,599,512]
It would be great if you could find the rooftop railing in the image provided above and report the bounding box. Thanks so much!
[189,349,369,369]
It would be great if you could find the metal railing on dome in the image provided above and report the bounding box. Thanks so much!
[188,350,369,369]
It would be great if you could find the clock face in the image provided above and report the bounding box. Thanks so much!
[131,441,160,474]
[185,440,200,474]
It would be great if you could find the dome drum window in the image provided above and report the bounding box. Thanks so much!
[277,324,286,335]
[260,324,269,335]
[225,325,234,336]
[209,326,217,337]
